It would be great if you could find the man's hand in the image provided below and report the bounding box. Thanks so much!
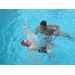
[53,30,58,35]
[23,24,26,29]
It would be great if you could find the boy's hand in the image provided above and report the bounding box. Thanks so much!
[23,24,26,29]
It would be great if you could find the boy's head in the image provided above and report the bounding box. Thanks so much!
[21,40,27,46]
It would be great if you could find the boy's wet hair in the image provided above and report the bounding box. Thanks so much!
[21,40,26,46]
[40,21,47,26]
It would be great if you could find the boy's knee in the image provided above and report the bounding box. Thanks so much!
[47,50,52,53]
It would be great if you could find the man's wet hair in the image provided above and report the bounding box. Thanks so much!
[40,21,47,26]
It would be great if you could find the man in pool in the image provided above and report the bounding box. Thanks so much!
[35,21,74,41]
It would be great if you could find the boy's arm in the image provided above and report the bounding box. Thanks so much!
[28,47,36,61]
[23,24,30,41]
[28,47,33,58]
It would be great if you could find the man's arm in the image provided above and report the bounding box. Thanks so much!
[51,25,59,34]
[35,26,40,35]
[51,25,59,31]
[48,25,59,31]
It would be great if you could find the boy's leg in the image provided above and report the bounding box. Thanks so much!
[46,50,53,56]
[46,43,57,49]
[46,50,57,61]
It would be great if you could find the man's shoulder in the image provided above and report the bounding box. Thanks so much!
[47,25,52,27]
[36,26,40,30]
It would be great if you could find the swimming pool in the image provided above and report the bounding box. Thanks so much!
[0,9,75,65]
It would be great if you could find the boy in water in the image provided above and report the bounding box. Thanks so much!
[35,21,74,42]
[21,24,57,61]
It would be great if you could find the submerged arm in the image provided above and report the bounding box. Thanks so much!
[28,47,36,62]
[48,25,59,34]
[28,47,33,58]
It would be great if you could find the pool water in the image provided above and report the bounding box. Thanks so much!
[0,9,75,65]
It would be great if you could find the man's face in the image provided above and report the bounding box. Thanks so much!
[40,25,46,30]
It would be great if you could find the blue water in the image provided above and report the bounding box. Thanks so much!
[0,9,75,65]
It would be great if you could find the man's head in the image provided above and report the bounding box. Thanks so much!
[40,21,47,30]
